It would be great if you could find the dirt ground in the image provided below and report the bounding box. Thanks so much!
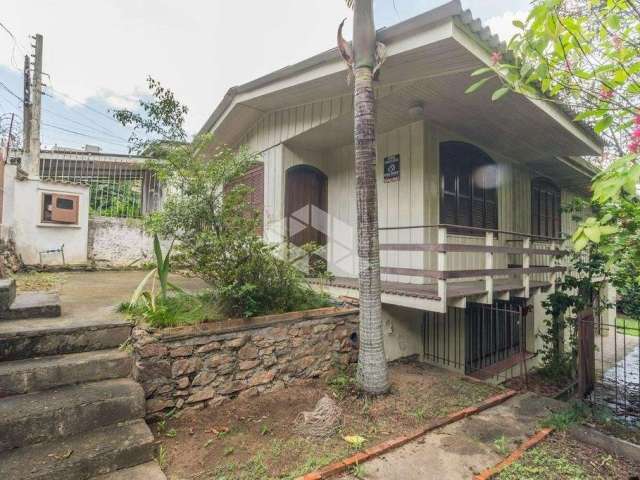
[503,371,572,398]
[497,430,640,479]
[154,360,500,480]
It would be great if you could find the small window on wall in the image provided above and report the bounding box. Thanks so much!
[42,193,79,225]
[531,178,561,238]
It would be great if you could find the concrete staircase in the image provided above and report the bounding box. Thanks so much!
[0,279,165,480]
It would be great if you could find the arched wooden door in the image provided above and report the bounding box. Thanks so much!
[285,165,327,247]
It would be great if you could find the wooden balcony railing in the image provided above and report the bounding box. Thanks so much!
[378,224,566,310]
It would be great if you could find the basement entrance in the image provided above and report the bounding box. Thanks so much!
[464,298,529,376]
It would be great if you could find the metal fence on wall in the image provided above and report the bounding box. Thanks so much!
[38,152,162,218]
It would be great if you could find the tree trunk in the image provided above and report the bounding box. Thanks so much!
[352,0,389,394]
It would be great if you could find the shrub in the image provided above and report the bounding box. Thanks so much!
[144,135,332,319]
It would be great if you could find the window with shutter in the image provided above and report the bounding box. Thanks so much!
[439,142,498,235]
[531,178,561,238]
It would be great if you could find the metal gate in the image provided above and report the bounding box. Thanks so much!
[465,299,527,374]
[583,308,640,424]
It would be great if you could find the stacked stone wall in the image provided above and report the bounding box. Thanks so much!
[131,307,359,418]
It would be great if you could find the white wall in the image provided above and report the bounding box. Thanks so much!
[12,179,89,265]
[88,217,161,267]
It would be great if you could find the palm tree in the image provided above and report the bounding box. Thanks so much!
[338,0,389,394]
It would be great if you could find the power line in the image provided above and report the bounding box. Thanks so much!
[47,85,123,125]
[41,121,130,148]
[41,106,129,142]
[0,81,22,102]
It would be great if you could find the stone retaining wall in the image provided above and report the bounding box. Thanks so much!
[131,307,359,418]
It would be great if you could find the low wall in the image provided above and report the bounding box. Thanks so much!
[88,217,159,267]
[131,307,359,418]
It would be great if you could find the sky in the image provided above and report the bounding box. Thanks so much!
[0,0,530,154]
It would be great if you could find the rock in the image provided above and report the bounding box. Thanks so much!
[134,360,171,382]
[238,344,258,360]
[206,396,226,408]
[226,335,249,349]
[170,346,194,357]
[262,355,277,368]
[137,343,168,359]
[218,380,246,396]
[192,370,217,387]
[249,370,275,387]
[176,377,190,389]
[172,358,201,378]
[186,387,217,404]
[176,398,185,409]
[239,359,261,371]
[205,353,233,369]
[146,398,175,413]
[196,341,221,354]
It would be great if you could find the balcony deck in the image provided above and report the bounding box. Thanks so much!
[316,224,563,313]
[319,276,552,302]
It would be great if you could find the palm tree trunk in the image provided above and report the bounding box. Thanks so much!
[352,0,389,395]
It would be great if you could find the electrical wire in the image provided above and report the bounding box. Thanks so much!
[0,80,22,102]
[41,122,130,148]
[42,106,129,142]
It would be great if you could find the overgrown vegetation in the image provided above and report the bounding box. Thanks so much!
[114,77,333,325]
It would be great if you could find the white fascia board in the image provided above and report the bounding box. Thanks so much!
[451,23,603,157]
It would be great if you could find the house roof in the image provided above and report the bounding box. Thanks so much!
[200,0,603,190]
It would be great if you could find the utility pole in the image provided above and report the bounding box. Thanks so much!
[22,54,31,154]
[26,34,43,178]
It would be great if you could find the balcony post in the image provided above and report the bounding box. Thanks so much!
[437,226,447,312]
[550,240,560,290]
[522,237,531,298]
[484,231,494,304]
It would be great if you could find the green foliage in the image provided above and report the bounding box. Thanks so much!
[541,402,588,431]
[616,314,640,337]
[89,181,142,218]
[113,76,188,154]
[497,444,586,480]
[116,79,333,322]
[466,1,640,307]
[119,291,221,329]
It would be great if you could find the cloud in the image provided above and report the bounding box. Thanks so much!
[485,10,529,43]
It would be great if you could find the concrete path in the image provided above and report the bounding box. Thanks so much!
[341,392,565,480]
[56,270,208,322]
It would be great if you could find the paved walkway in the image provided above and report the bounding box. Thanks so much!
[54,270,207,322]
[341,392,565,480]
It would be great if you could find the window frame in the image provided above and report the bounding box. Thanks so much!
[439,141,499,236]
[41,192,80,225]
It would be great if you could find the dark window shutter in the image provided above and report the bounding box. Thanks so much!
[439,142,498,235]
[531,178,560,238]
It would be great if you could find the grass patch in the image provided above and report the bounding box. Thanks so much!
[540,401,588,431]
[616,314,640,337]
[497,444,586,480]
[119,291,222,328]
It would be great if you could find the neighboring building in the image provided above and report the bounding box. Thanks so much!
[200,1,611,380]
[1,146,163,266]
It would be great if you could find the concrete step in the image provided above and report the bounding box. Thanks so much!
[0,316,131,361]
[0,292,62,320]
[0,278,16,309]
[0,419,156,480]
[0,349,132,397]
[90,461,167,480]
[0,378,144,452]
